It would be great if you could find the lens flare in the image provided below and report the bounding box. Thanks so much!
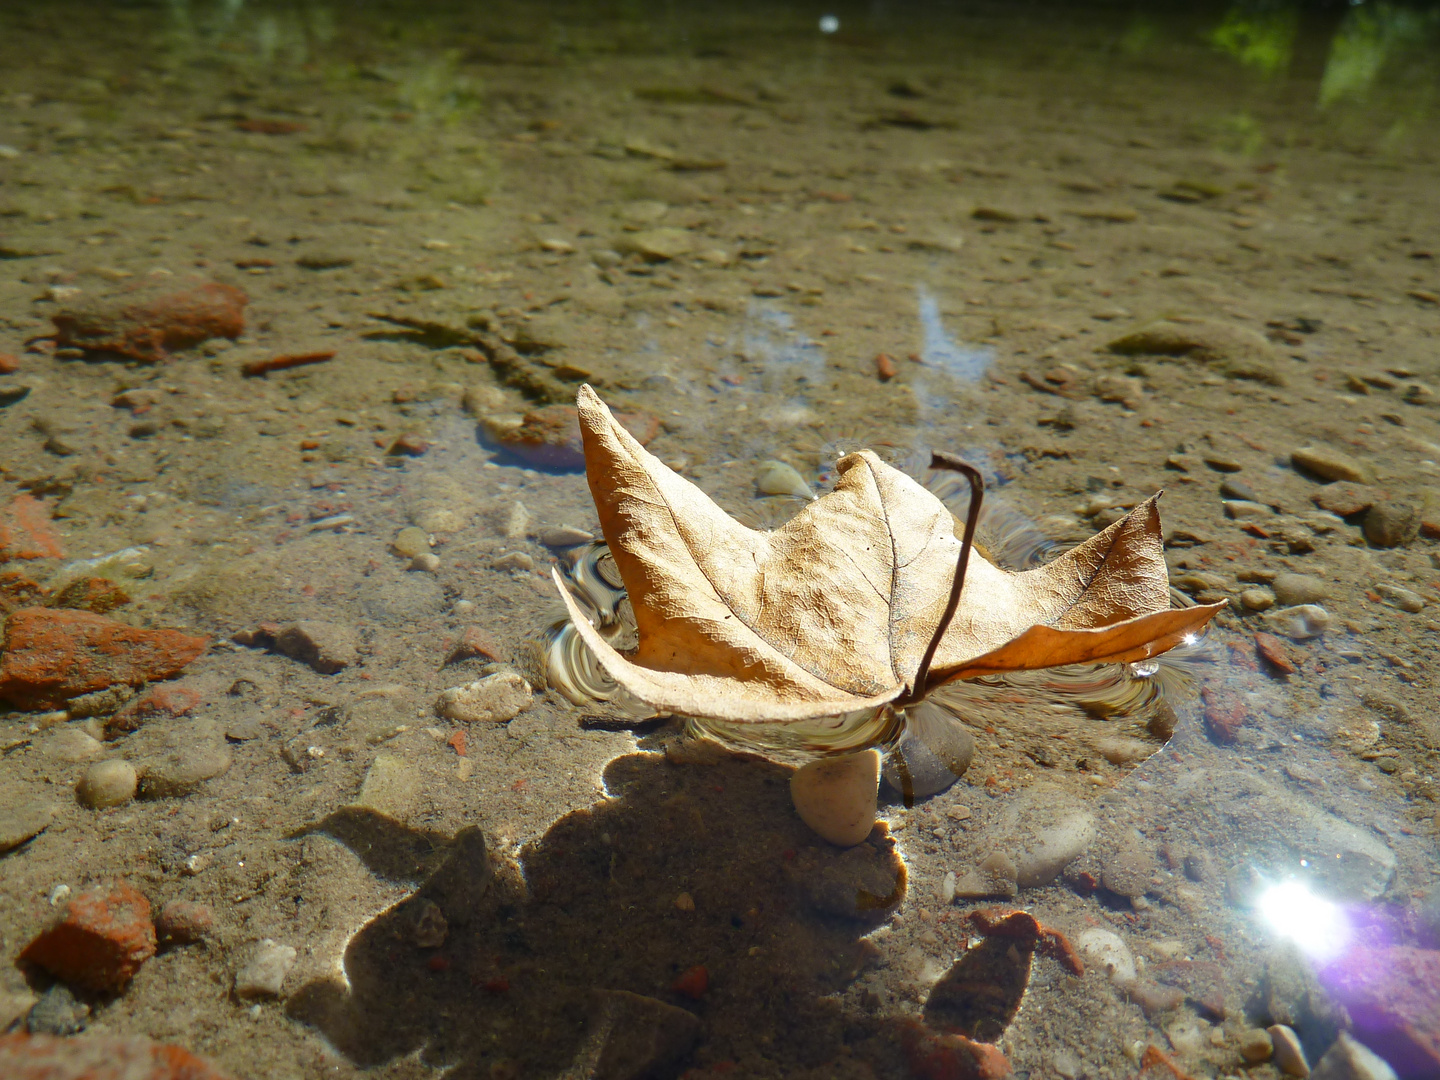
[1257,881,1351,960]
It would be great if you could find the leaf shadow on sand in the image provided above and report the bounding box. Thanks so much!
[286,749,915,1079]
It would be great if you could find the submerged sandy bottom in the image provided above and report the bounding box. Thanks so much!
[0,2,1438,1077]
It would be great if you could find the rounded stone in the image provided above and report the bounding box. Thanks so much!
[391,527,430,559]
[882,710,976,801]
[1100,831,1157,897]
[1271,573,1328,607]
[76,760,137,810]
[790,749,880,847]
[1364,499,1420,548]
[1262,603,1330,641]
[1076,927,1136,984]
[1240,587,1276,612]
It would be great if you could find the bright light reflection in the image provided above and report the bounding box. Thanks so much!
[1257,881,1352,961]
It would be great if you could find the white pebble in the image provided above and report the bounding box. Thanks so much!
[755,460,815,501]
[940,871,956,904]
[1269,1024,1311,1077]
[235,940,297,999]
[789,750,879,846]
[1076,927,1136,984]
[1261,603,1330,640]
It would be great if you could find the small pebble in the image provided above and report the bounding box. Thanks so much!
[391,526,430,558]
[409,552,441,573]
[1240,587,1276,612]
[1292,445,1371,484]
[75,760,137,810]
[1076,927,1136,983]
[411,899,447,948]
[952,851,1018,899]
[536,525,594,547]
[1272,573,1328,607]
[25,985,89,1035]
[1100,831,1155,898]
[1375,583,1425,613]
[436,671,534,724]
[1364,499,1420,548]
[1262,604,1330,640]
[939,871,956,904]
[275,620,359,674]
[754,460,815,501]
[235,939,297,998]
[1224,499,1274,520]
[789,750,879,846]
[1220,477,1256,501]
[673,892,695,913]
[492,551,535,573]
[1238,1028,1275,1064]
[1268,1023,1310,1077]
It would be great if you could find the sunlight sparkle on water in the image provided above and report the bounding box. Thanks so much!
[1257,881,1351,961]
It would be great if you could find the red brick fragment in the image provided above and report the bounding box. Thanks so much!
[104,685,203,737]
[241,349,335,377]
[0,494,65,560]
[49,576,131,614]
[897,1019,1012,1080]
[1,569,48,616]
[876,352,898,381]
[52,283,247,363]
[1200,686,1247,744]
[1254,632,1299,676]
[0,1032,233,1080]
[672,965,709,1000]
[19,880,157,992]
[236,118,307,135]
[486,405,661,470]
[0,608,209,710]
[0,352,19,374]
[964,908,1083,976]
[447,729,468,757]
[446,627,502,667]
[387,433,431,457]
[1138,1044,1195,1080]
[1324,945,1440,1077]
[155,900,214,945]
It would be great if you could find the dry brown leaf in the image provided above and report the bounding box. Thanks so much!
[554,385,1223,724]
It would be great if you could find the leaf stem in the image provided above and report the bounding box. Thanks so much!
[903,452,984,705]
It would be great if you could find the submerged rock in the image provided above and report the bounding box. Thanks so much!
[790,750,880,847]
[436,671,534,724]
[994,785,1096,888]
[882,709,976,802]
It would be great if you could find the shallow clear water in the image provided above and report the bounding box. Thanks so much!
[1,2,1438,1078]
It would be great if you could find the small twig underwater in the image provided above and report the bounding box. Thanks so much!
[902,451,985,707]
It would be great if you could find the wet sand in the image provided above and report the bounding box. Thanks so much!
[1,2,1438,1078]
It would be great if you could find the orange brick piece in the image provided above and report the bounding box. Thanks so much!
[0,609,209,710]
[19,880,157,992]
[0,494,65,560]
[0,1032,232,1080]
[52,282,247,363]
[105,685,203,737]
